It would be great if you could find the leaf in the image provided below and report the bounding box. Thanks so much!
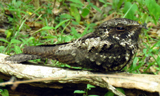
[68,0,84,8]
[0,38,9,43]
[123,2,138,20]
[10,39,21,44]
[55,19,70,29]
[99,0,106,3]
[1,89,9,96]
[81,7,90,18]
[157,56,160,66]
[43,36,57,39]
[14,45,22,54]
[117,0,123,10]
[0,46,5,53]
[72,21,79,25]
[60,14,73,19]
[143,49,148,57]
[87,0,101,12]
[74,90,85,94]
[41,26,55,30]
[70,27,81,39]
[64,36,73,42]
[104,91,114,96]
[132,57,138,69]
[145,0,160,24]
[112,0,123,10]
[116,88,125,94]
[5,30,12,39]
[68,0,83,5]
[87,84,96,90]
[70,6,81,23]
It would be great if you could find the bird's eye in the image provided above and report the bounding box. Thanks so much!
[116,26,125,31]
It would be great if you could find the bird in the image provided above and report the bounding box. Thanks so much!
[5,18,144,72]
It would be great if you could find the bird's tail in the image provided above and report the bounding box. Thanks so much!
[5,53,42,62]
[5,44,77,64]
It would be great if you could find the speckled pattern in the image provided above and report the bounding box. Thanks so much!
[5,18,143,72]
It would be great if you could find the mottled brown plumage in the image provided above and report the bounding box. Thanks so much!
[5,18,143,72]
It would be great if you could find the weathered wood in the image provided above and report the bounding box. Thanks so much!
[0,53,160,96]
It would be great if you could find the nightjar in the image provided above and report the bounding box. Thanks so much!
[5,18,144,72]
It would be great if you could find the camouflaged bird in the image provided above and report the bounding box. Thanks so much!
[5,18,144,72]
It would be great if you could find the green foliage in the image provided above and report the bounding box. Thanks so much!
[70,6,81,23]
[74,84,96,96]
[104,88,125,96]
[81,6,90,18]
[68,0,84,8]
[112,0,123,11]
[74,90,85,94]
[0,46,5,53]
[104,91,114,96]
[123,2,138,20]
[0,89,9,96]
[87,84,96,90]
[0,79,9,96]
[111,0,160,24]
[144,0,160,24]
